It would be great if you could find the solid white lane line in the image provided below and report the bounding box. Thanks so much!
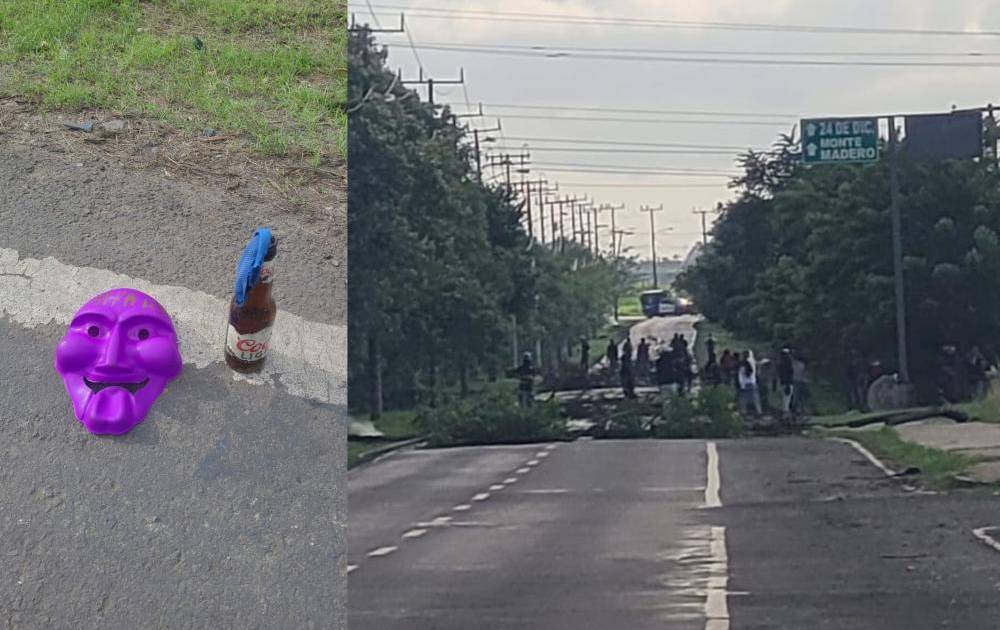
[830,437,896,477]
[705,526,730,629]
[452,504,471,512]
[416,516,453,528]
[642,486,706,493]
[0,247,345,405]
[973,526,1000,553]
[471,492,490,502]
[402,529,427,539]
[516,467,531,474]
[704,441,722,508]
[367,546,397,557]
[489,484,505,491]
[503,477,518,484]
[347,564,358,574]
[522,488,568,494]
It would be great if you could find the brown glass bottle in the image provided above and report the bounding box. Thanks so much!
[225,236,277,373]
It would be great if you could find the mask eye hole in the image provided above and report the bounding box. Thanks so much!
[87,325,100,338]
[137,328,150,341]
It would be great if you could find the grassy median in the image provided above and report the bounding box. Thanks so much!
[0,0,346,161]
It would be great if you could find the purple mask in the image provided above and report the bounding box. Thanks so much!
[54,289,182,435]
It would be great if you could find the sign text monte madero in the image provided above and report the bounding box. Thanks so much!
[802,117,880,165]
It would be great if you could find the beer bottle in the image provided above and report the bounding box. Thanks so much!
[225,229,277,373]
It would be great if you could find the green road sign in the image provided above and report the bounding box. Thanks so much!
[802,117,879,164]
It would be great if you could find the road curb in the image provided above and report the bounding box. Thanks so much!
[350,437,425,469]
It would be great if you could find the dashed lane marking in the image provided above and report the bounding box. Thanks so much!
[0,246,345,406]
[704,441,722,508]
[367,546,397,558]
[452,504,471,512]
[516,467,531,474]
[503,477,518,484]
[347,564,358,574]
[402,529,428,539]
[536,451,549,458]
[471,492,490,502]
[545,444,557,451]
[526,459,540,466]
[489,484,505,491]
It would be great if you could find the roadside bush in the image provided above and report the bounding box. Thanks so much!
[414,390,568,447]
[654,387,744,439]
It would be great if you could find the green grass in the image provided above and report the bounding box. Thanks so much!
[0,0,346,161]
[824,426,974,487]
[958,387,1000,423]
[617,295,642,318]
[347,409,421,468]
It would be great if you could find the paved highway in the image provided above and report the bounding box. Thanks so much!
[349,437,1000,629]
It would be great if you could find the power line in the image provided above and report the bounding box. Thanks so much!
[491,146,756,155]
[368,4,1000,37]
[478,113,787,126]
[557,182,725,188]
[442,101,794,118]
[500,136,759,150]
[402,21,425,72]
[364,0,384,29]
[402,43,1000,68]
[400,41,1000,59]
[535,167,733,177]
[531,161,737,174]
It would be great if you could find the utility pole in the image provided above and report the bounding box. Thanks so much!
[640,204,665,288]
[549,196,586,252]
[888,117,910,384]
[470,120,502,182]
[399,67,465,107]
[600,203,625,257]
[692,205,720,246]
[520,178,549,242]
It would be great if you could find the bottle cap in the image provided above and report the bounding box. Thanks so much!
[234,227,272,305]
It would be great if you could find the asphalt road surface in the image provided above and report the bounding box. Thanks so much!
[349,437,1000,630]
[0,126,346,627]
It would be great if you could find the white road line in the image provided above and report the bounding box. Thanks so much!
[526,459,540,466]
[346,564,358,574]
[641,486,706,493]
[973,526,1000,553]
[489,484,505,491]
[536,451,549,458]
[402,529,427,539]
[705,526,730,630]
[503,477,518,484]
[522,488,568,495]
[452,504,471,512]
[367,546,397,558]
[0,246,345,405]
[416,516,453,528]
[471,492,490,502]
[516,467,531,474]
[830,437,896,477]
[704,441,722,508]
[545,444,557,450]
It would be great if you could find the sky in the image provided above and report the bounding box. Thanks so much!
[350,0,1000,258]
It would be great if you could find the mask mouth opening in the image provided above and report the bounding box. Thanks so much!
[83,377,149,395]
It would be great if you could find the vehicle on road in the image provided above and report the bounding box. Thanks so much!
[640,289,679,317]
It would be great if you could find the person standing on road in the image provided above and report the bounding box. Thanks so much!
[636,338,650,384]
[792,353,811,414]
[720,349,737,389]
[580,337,590,372]
[703,352,721,387]
[778,348,795,420]
[655,345,678,403]
[620,342,636,399]
[606,338,618,375]
[706,334,716,363]
[738,352,762,417]
[514,352,536,409]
